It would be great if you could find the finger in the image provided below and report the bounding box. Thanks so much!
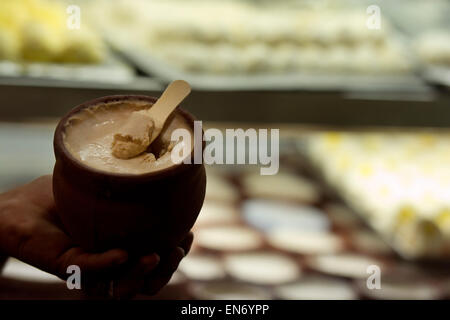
[165,247,185,275]
[155,247,185,278]
[140,247,185,296]
[113,254,160,300]
[179,232,194,256]
[57,247,128,278]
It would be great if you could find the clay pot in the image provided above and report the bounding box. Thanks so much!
[53,95,206,255]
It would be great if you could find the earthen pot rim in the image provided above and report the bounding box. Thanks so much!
[54,94,201,181]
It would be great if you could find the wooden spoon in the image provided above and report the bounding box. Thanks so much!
[112,80,191,159]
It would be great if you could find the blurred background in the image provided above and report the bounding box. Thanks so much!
[1,0,450,300]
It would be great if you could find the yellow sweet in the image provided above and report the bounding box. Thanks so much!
[58,29,106,64]
[0,27,20,61]
[0,0,105,64]
[435,209,450,234]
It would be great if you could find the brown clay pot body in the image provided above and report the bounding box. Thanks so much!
[53,95,206,255]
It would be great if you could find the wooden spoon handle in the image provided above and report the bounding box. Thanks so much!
[148,80,191,127]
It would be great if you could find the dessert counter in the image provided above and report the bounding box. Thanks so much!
[1,0,449,302]
[1,121,450,300]
[1,0,449,113]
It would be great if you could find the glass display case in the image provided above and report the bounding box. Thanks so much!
[0,0,450,300]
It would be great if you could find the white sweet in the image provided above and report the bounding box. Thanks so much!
[179,255,225,281]
[196,226,263,251]
[243,172,320,203]
[416,30,450,66]
[224,252,301,285]
[89,0,411,74]
[275,276,357,300]
[307,253,383,279]
[267,229,343,255]
[204,173,239,203]
[196,201,240,226]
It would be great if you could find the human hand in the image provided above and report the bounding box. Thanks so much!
[0,175,192,299]
[111,232,193,299]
